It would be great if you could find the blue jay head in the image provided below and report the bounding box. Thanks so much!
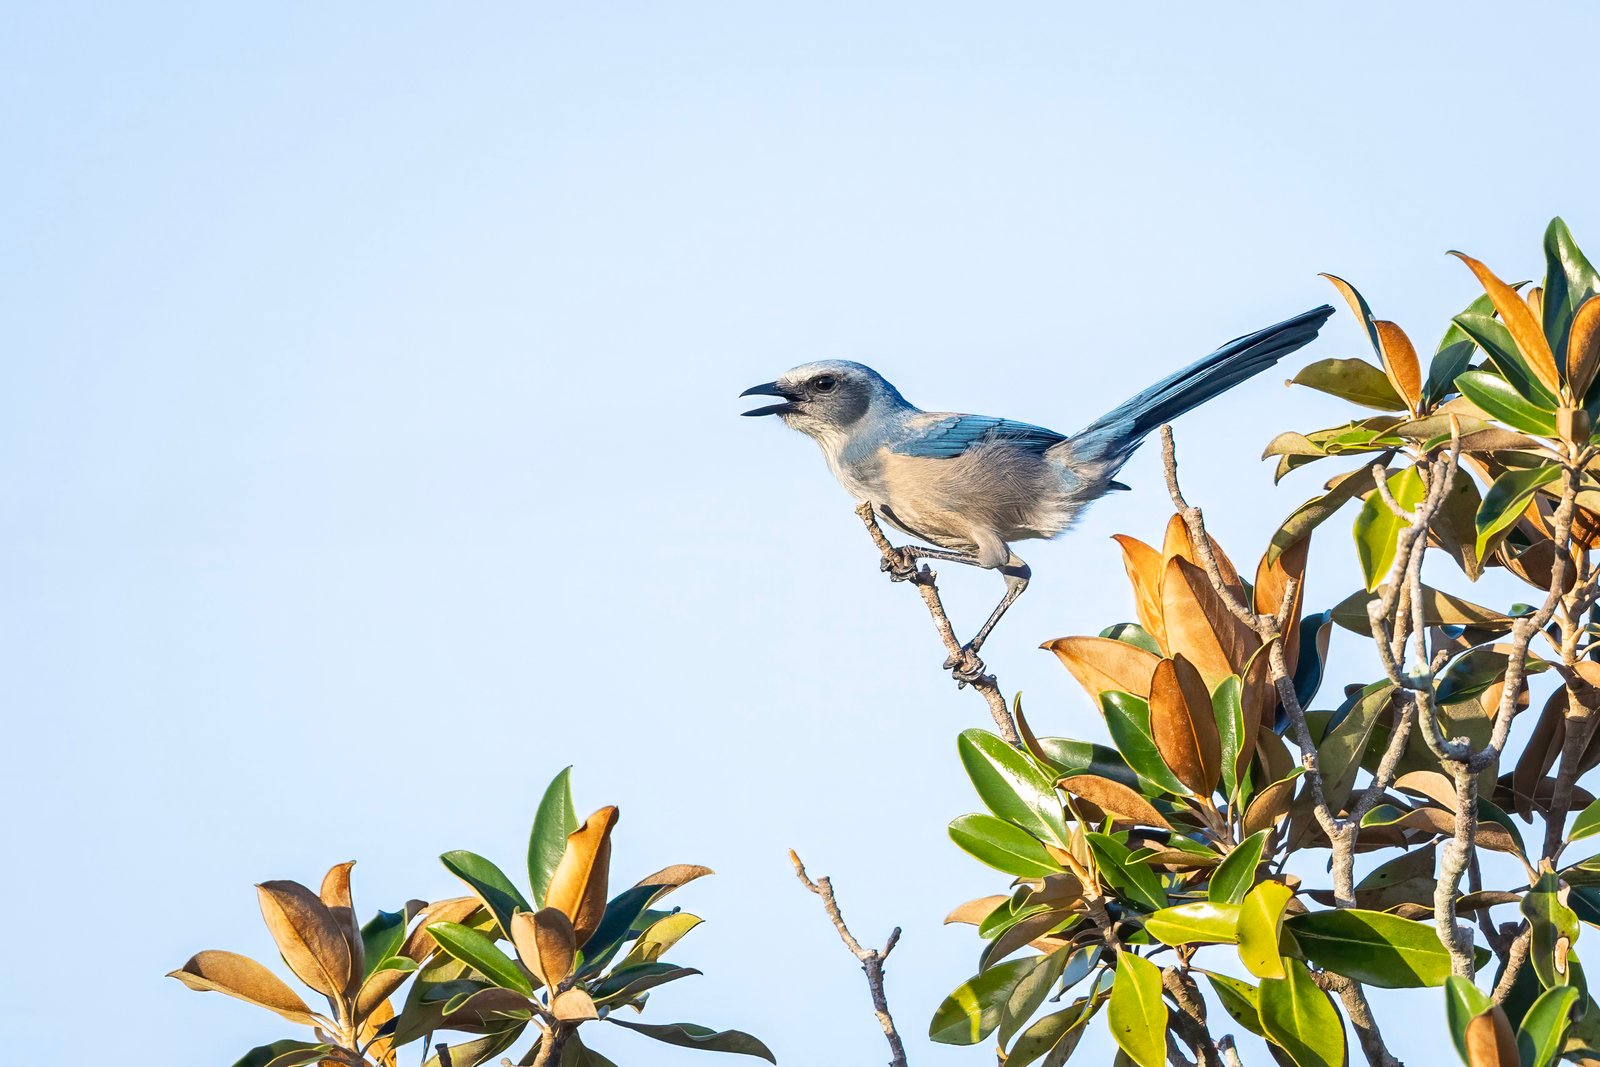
[740,360,907,439]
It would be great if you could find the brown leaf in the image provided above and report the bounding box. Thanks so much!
[631,864,713,893]
[987,906,1077,964]
[1112,533,1168,652]
[1393,771,1457,811]
[168,950,321,1026]
[1238,650,1273,784]
[1162,557,1260,690]
[1040,636,1158,702]
[354,896,483,1020]
[512,908,575,987]
[1161,514,1246,602]
[1451,251,1563,395]
[1373,320,1422,412]
[1058,773,1172,830]
[1330,586,1514,635]
[943,896,1008,926]
[1464,1004,1518,1067]
[361,997,397,1067]
[1389,807,1522,855]
[1569,296,1600,400]
[1149,655,1222,794]
[1512,689,1567,821]
[1255,534,1309,679]
[545,806,619,947]
[1242,775,1298,837]
[552,987,599,1022]
[257,880,353,1000]
[319,861,364,997]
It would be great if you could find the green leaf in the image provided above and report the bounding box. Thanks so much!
[959,729,1069,847]
[425,921,535,995]
[1290,358,1406,410]
[1455,308,1560,408]
[1436,647,1547,705]
[1476,464,1563,560]
[605,1020,775,1062]
[1000,947,1076,1046]
[1005,996,1101,1067]
[1456,369,1559,436]
[1260,958,1345,1067]
[1571,798,1600,842]
[421,1029,525,1067]
[1544,217,1600,371]
[529,766,579,908]
[1031,737,1141,792]
[1523,871,1581,988]
[1107,953,1166,1067]
[1210,830,1269,905]
[440,850,532,938]
[1267,465,1387,565]
[1101,622,1163,656]
[230,1042,336,1067]
[928,957,1038,1045]
[1144,902,1240,946]
[1319,681,1395,811]
[1201,971,1265,1037]
[1237,880,1293,979]
[1087,832,1168,912]
[1424,340,1477,408]
[591,963,701,1004]
[1212,676,1247,803]
[1517,985,1580,1067]
[360,909,408,977]
[1353,466,1426,592]
[1284,909,1451,988]
[578,884,664,976]
[1101,691,1188,796]
[1444,975,1492,1064]
[948,813,1062,879]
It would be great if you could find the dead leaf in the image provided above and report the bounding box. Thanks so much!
[168,950,321,1026]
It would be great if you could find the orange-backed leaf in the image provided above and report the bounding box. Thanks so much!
[1112,534,1168,652]
[355,896,484,1019]
[361,997,397,1066]
[1451,251,1562,394]
[257,880,352,999]
[1149,655,1222,795]
[1161,514,1245,602]
[319,861,364,996]
[1373,321,1422,412]
[1162,557,1260,690]
[1321,272,1382,353]
[1255,535,1309,680]
[1526,286,1544,323]
[1569,296,1600,400]
[552,986,600,1022]
[1041,636,1158,701]
[944,895,1008,926]
[512,908,575,987]
[1060,773,1172,830]
[168,950,322,1026]
[631,864,713,892]
[1464,1004,1518,1067]
[1238,649,1273,780]
[545,806,619,947]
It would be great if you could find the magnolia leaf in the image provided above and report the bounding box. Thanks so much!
[1452,251,1562,394]
[1111,533,1168,652]
[1058,773,1171,830]
[1005,996,1100,1067]
[1209,830,1269,905]
[1568,296,1600,401]
[1144,902,1240,946]
[1161,557,1259,690]
[1086,832,1167,912]
[1237,880,1293,979]
[605,1019,775,1062]
[1456,369,1558,436]
[256,880,353,1000]
[1464,1004,1518,1067]
[1445,976,1493,1063]
[616,911,704,970]
[1522,872,1580,989]
[545,806,619,948]
[168,950,322,1026]
[1149,655,1222,795]
[1374,320,1423,411]
[1476,465,1563,560]
[945,896,1008,927]
[1201,971,1265,1037]
[1284,908,1451,988]
[1107,953,1166,1067]
[1330,585,1514,635]
[1320,681,1394,812]
[1041,636,1158,702]
[999,947,1076,1046]
[440,851,532,938]
[229,1041,336,1067]
[1266,464,1387,565]
[511,908,573,988]
[1353,466,1425,591]
[959,728,1068,846]
[949,813,1063,878]
[426,921,535,995]
[1571,797,1600,842]
[928,957,1038,1045]
[1100,691,1189,796]
[1242,774,1300,838]
[1259,958,1345,1067]
[1517,986,1580,1067]
[1544,217,1600,372]
[528,767,580,908]
[1290,358,1406,411]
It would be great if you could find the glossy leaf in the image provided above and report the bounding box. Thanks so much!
[999,947,1075,1046]
[1202,971,1265,1037]
[528,767,579,908]
[1516,986,1580,1067]
[1149,655,1221,795]
[1284,909,1450,988]
[1452,251,1562,393]
[230,1041,336,1067]
[1042,636,1158,701]
[1522,871,1580,989]
[1290,358,1405,411]
[1571,797,1600,841]
[1319,681,1395,812]
[1353,466,1425,591]
[440,851,532,938]
[1209,830,1269,905]
[948,813,1062,878]
[1259,958,1345,1067]
[1476,465,1562,560]
[426,921,535,995]
[1005,996,1100,1067]
[1425,340,1477,408]
[1213,675,1248,801]
[1144,902,1240,946]
[1444,975,1492,1064]
[1544,218,1600,372]
[360,909,408,978]
[606,1019,775,1062]
[1237,880,1293,979]
[1107,953,1166,1067]
[1456,369,1558,436]
[1033,737,1141,792]
[1087,832,1167,912]
[1101,691,1189,796]
[928,957,1037,1045]
[546,806,619,947]
[959,729,1069,846]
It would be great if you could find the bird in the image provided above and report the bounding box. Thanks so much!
[740,304,1334,679]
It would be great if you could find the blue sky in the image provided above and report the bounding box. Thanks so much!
[4,3,1599,1064]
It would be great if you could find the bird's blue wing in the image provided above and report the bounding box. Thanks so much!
[893,414,1067,459]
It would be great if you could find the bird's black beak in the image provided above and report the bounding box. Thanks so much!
[740,381,800,417]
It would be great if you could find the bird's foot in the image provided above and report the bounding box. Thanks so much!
[944,645,989,687]
[880,547,926,583]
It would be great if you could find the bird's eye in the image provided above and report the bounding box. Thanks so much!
[813,375,837,393]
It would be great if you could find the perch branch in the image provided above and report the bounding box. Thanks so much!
[790,851,909,1067]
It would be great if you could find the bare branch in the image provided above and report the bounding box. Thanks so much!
[1492,926,1532,1004]
[790,850,909,1067]
[855,502,1018,743]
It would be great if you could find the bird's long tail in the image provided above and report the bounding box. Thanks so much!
[1068,304,1334,468]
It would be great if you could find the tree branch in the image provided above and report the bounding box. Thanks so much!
[790,851,909,1067]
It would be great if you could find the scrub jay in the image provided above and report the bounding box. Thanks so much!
[740,304,1333,679]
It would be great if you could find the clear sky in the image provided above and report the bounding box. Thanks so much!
[4,3,1599,1064]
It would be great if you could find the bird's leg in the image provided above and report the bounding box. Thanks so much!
[881,544,983,582]
[945,556,1030,683]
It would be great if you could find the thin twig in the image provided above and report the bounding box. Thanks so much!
[790,851,908,1067]
[854,502,1019,743]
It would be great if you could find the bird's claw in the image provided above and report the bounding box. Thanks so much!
[944,645,988,686]
[881,547,921,583]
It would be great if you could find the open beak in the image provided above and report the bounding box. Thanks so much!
[740,381,800,417]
